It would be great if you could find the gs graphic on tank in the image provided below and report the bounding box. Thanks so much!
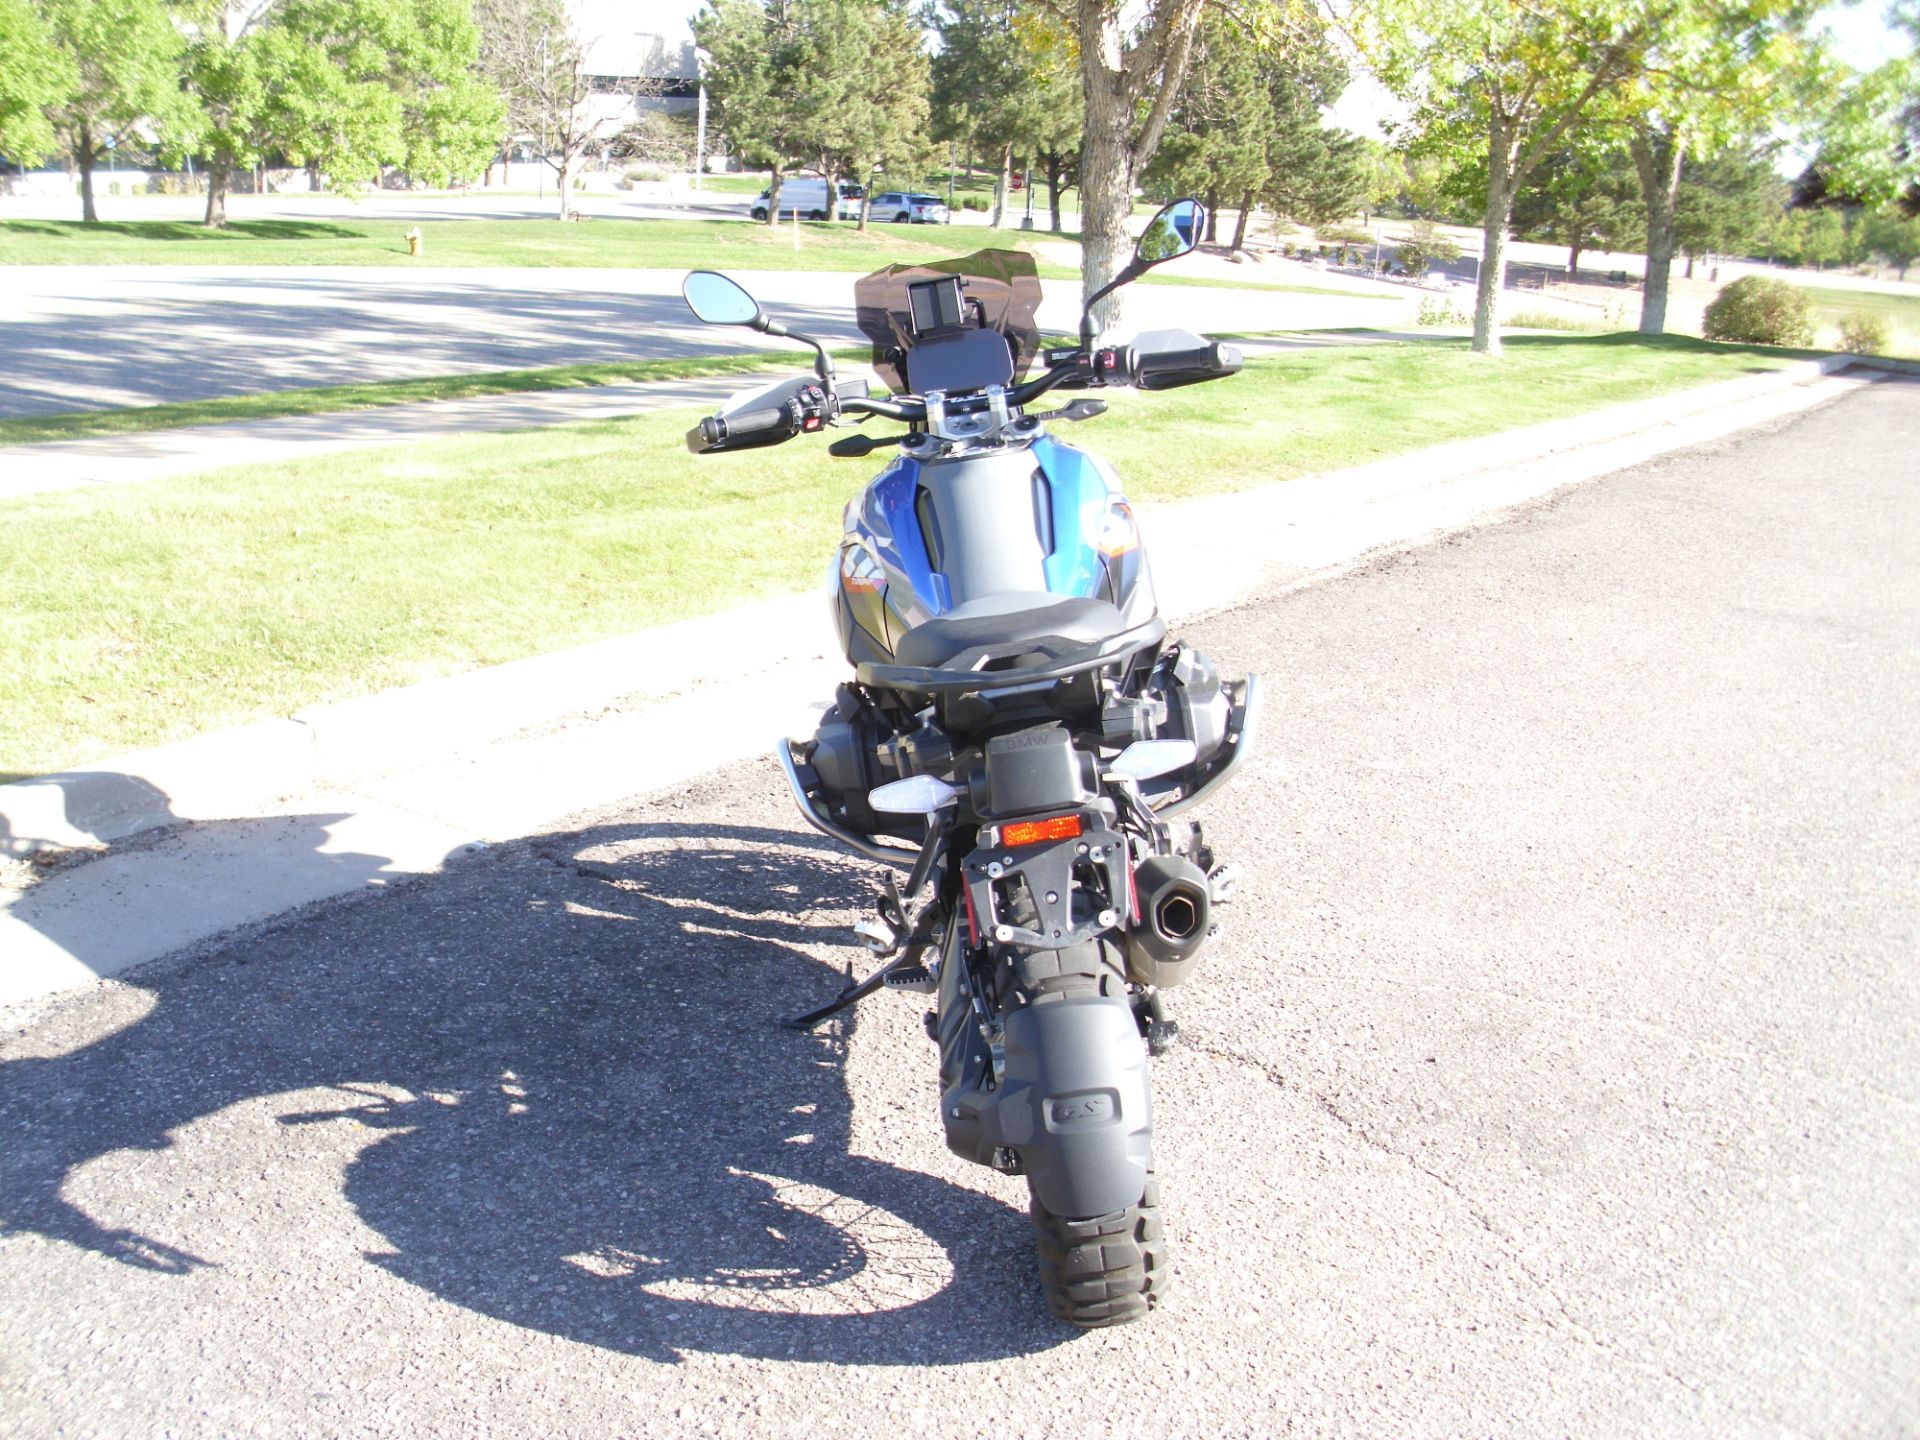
[681,199,1261,1329]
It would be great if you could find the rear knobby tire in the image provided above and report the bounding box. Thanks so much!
[1002,941,1166,1326]
[1028,1170,1167,1328]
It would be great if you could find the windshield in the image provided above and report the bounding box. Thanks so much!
[853,248,1044,395]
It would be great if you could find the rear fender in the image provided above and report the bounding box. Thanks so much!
[942,986,1151,1220]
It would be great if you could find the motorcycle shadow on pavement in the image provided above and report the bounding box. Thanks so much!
[0,815,1070,1365]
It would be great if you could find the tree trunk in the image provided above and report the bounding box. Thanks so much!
[1474,120,1518,356]
[1631,125,1684,336]
[1568,233,1582,280]
[1204,187,1219,243]
[1077,6,1135,339]
[764,167,782,227]
[204,154,233,228]
[1232,190,1254,252]
[1684,252,1695,278]
[990,143,1011,227]
[1046,151,1063,233]
[78,120,98,223]
[555,151,574,220]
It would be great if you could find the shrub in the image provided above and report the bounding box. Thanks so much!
[1416,295,1467,327]
[1701,276,1814,346]
[623,164,669,185]
[1317,223,1372,246]
[1507,308,1610,333]
[1836,310,1890,354]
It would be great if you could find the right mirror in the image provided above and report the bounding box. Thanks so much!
[683,270,762,326]
[1135,199,1204,266]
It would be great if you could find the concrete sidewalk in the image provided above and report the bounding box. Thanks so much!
[0,354,1877,1009]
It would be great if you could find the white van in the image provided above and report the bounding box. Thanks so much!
[750,177,862,221]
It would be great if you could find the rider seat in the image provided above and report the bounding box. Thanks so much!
[894,592,1131,671]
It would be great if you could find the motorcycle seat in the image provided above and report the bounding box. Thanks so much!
[894,592,1130,670]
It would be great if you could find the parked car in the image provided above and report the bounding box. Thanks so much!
[751,178,862,221]
[871,191,950,224]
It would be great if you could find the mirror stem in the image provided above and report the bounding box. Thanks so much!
[1080,261,1145,346]
[755,316,834,379]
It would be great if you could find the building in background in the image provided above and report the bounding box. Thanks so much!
[570,0,700,123]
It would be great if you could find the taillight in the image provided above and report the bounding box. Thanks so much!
[1000,814,1083,847]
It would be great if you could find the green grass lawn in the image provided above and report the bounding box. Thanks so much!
[0,349,869,447]
[1798,284,1920,358]
[0,333,1798,780]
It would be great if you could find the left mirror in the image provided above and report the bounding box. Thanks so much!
[1135,198,1204,266]
[683,270,762,327]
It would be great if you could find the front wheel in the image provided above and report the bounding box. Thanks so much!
[1029,1169,1168,1327]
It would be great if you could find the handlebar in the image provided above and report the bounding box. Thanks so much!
[690,335,1239,453]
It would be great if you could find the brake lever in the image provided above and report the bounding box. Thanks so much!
[1027,398,1108,425]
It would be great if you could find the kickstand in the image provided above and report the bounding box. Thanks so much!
[785,951,918,1031]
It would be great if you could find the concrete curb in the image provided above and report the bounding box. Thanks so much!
[0,352,1871,859]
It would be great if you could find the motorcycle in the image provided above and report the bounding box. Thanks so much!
[678,198,1260,1327]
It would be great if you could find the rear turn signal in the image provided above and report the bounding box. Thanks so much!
[1001,814,1083,847]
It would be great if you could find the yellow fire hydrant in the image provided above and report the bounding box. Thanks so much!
[405,227,423,257]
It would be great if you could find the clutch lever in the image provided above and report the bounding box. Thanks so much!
[828,432,912,458]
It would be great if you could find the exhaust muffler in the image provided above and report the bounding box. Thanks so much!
[1123,854,1212,988]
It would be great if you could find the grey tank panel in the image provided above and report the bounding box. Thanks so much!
[919,450,1048,605]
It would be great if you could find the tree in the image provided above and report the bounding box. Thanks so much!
[930,0,1057,228]
[478,0,647,220]
[1673,145,1784,274]
[1510,142,1644,278]
[811,0,931,230]
[1356,138,1408,224]
[1809,3,1918,212]
[1142,11,1276,245]
[1865,206,1920,279]
[40,0,196,221]
[0,0,72,167]
[1260,48,1366,234]
[1358,0,1676,355]
[1056,0,1210,335]
[695,0,820,227]
[1613,0,1821,336]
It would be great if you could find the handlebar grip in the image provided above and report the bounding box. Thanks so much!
[689,404,795,453]
[705,406,789,445]
[1133,341,1242,390]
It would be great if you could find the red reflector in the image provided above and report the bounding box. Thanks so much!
[1002,815,1082,847]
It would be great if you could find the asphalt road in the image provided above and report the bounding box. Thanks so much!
[0,258,1403,418]
[2,379,1914,1436]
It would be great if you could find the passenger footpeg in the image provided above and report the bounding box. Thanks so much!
[1207,862,1241,903]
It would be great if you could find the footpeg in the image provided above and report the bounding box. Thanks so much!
[883,964,935,993]
[1207,862,1241,903]
[852,916,901,956]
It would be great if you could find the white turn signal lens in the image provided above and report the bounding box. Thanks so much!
[1110,738,1196,781]
[868,774,961,814]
